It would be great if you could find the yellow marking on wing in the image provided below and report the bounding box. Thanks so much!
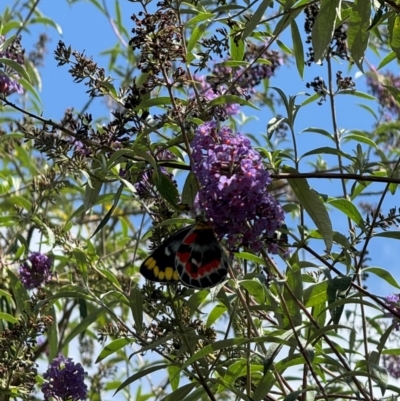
[173,270,180,281]
[158,270,165,280]
[145,258,156,270]
[164,267,174,281]
[153,266,159,278]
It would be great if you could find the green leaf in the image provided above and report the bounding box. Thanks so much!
[301,146,351,160]
[284,166,333,252]
[241,0,273,40]
[337,90,376,100]
[167,365,181,392]
[73,248,88,282]
[240,280,267,304]
[235,251,264,265]
[301,127,334,141]
[83,176,103,212]
[223,359,246,384]
[153,168,180,207]
[7,270,30,313]
[283,388,318,401]
[182,172,198,209]
[306,324,353,346]
[277,39,293,55]
[273,8,302,37]
[31,16,63,34]
[301,92,324,107]
[0,58,30,82]
[217,60,249,68]
[374,231,400,240]
[187,23,207,53]
[253,371,275,401]
[327,276,352,325]
[181,386,208,401]
[130,288,143,333]
[207,94,259,110]
[283,264,303,328]
[347,0,371,71]
[0,312,18,324]
[342,133,378,149]
[291,20,304,78]
[98,268,121,288]
[10,195,32,211]
[312,0,341,63]
[377,51,396,70]
[185,13,214,27]
[19,77,41,103]
[96,338,135,363]
[181,338,249,370]
[135,97,187,111]
[363,267,400,290]
[303,281,328,308]
[64,307,107,346]
[162,383,197,401]
[382,347,400,356]
[114,364,169,394]
[327,198,365,230]
[388,14,400,61]
[206,304,227,327]
[229,31,245,61]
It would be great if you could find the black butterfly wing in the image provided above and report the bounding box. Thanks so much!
[176,225,229,289]
[140,225,194,283]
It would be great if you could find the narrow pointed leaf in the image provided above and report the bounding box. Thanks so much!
[241,0,273,40]
[327,198,365,230]
[291,20,304,78]
[130,288,143,333]
[389,14,400,61]
[312,0,341,62]
[114,364,169,394]
[347,0,371,71]
[284,166,333,252]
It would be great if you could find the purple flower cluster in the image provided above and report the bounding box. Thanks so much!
[383,353,400,379]
[19,252,52,290]
[0,35,24,95]
[42,356,88,401]
[0,74,23,95]
[385,294,400,330]
[191,121,285,252]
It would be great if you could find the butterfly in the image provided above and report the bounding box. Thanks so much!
[140,217,229,288]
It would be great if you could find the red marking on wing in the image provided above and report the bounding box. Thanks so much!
[181,231,198,245]
[177,251,190,263]
[187,259,220,279]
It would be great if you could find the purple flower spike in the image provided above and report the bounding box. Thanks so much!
[19,252,53,290]
[191,122,285,253]
[42,356,88,401]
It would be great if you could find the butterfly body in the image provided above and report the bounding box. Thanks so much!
[140,219,228,288]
